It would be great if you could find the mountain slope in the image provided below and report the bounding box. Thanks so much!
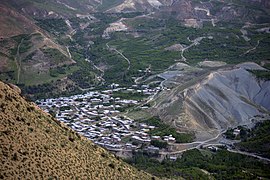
[0,2,77,90]
[157,0,270,26]
[106,0,168,12]
[184,63,270,131]
[0,4,36,38]
[0,81,153,179]
[153,63,270,140]
[1,0,101,18]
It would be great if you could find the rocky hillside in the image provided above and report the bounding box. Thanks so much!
[106,0,170,12]
[0,4,36,38]
[2,0,168,15]
[157,0,270,27]
[1,0,101,18]
[0,2,76,91]
[0,81,153,179]
[3,0,269,21]
[153,63,270,140]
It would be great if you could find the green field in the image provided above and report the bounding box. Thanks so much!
[80,16,270,84]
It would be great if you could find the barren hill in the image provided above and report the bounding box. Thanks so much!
[0,81,153,179]
[153,63,270,140]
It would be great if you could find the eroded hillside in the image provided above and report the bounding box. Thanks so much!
[152,63,270,140]
[0,81,153,179]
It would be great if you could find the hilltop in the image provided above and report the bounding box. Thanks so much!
[0,81,153,179]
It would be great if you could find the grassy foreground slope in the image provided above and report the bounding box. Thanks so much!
[0,81,153,179]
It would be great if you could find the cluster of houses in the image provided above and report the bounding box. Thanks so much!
[37,84,175,153]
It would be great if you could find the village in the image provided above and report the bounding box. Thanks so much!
[37,83,177,155]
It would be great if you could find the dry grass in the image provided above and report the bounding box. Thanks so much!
[0,5,36,38]
[0,81,155,179]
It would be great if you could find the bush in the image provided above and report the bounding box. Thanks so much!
[150,140,168,149]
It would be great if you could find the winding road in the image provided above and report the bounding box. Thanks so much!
[15,38,24,84]
[242,40,260,55]
[181,36,206,61]
[159,129,227,155]
[106,43,131,71]
[134,65,151,84]
[84,58,105,83]
[194,7,211,16]
[66,46,72,58]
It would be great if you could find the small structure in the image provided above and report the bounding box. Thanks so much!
[207,146,218,152]
[233,129,241,136]
[163,135,176,143]
[168,156,177,161]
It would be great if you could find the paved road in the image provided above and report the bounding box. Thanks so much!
[160,129,227,155]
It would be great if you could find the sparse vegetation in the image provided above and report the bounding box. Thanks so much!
[36,18,68,37]
[142,117,195,143]
[249,70,270,80]
[42,48,67,64]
